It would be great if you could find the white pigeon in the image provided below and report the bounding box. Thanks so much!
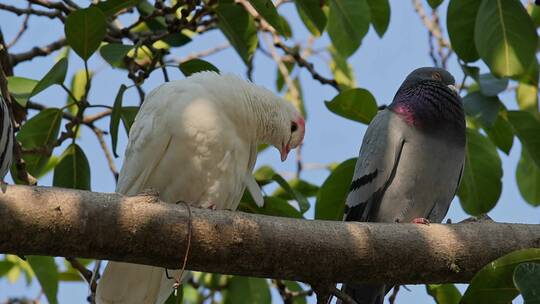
[96,72,305,304]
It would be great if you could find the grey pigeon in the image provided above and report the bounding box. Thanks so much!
[339,67,466,304]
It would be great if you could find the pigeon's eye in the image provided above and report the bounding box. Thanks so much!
[432,72,442,81]
[291,122,298,132]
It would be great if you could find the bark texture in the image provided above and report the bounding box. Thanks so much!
[1,185,539,285]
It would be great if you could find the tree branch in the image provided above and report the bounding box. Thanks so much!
[9,38,66,65]
[1,185,539,286]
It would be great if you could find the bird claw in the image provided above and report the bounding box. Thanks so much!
[411,218,430,225]
[207,204,217,210]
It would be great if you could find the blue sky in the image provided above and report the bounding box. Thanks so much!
[0,0,537,303]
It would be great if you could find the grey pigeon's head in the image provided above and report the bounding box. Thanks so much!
[390,67,465,144]
[400,67,456,91]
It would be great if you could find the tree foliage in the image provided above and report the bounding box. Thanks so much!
[0,0,539,303]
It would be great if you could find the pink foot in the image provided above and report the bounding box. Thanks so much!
[411,218,430,225]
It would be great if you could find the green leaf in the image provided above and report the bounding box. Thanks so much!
[15,108,63,177]
[66,69,91,115]
[7,76,38,107]
[474,0,538,77]
[65,7,107,60]
[27,256,59,304]
[273,178,319,199]
[458,128,502,215]
[179,59,220,77]
[0,260,15,278]
[96,0,142,17]
[110,85,127,157]
[513,262,540,303]
[31,57,68,97]
[253,165,276,185]
[121,106,139,135]
[462,248,540,304]
[136,1,166,30]
[225,276,271,304]
[531,6,540,28]
[247,0,285,36]
[295,0,326,36]
[215,2,258,64]
[507,111,540,168]
[516,82,538,112]
[276,62,295,92]
[329,46,356,90]
[516,149,540,206]
[53,144,91,190]
[100,43,133,68]
[366,0,390,37]
[485,113,514,154]
[239,196,303,218]
[427,0,444,9]
[327,0,370,58]
[447,0,481,62]
[463,92,501,127]
[325,88,378,124]
[278,15,293,38]
[461,64,480,81]
[271,174,310,213]
[284,281,308,304]
[426,284,461,304]
[315,158,356,220]
[478,73,508,96]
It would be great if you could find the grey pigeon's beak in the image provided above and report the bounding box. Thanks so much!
[447,84,458,94]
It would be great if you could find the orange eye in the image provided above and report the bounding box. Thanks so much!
[432,72,442,81]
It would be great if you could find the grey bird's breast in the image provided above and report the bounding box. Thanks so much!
[374,112,465,223]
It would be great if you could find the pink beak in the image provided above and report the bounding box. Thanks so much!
[281,143,290,162]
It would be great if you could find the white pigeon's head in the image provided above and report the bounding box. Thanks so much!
[271,100,305,162]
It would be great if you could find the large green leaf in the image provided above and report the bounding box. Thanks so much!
[507,111,540,168]
[457,128,502,215]
[315,158,356,220]
[27,256,59,304]
[31,58,68,97]
[224,277,271,304]
[329,46,356,90]
[65,7,107,60]
[247,0,285,36]
[474,0,538,77]
[239,196,303,219]
[447,0,481,62]
[462,248,540,304]
[327,0,370,58]
[110,85,127,157]
[0,260,15,278]
[366,0,390,37]
[513,262,540,303]
[516,83,538,112]
[426,284,461,304]
[325,88,378,124]
[463,92,501,127]
[179,59,220,77]
[271,174,310,213]
[100,43,133,68]
[295,0,326,36]
[485,113,514,155]
[7,76,37,107]
[53,144,91,190]
[478,73,508,96]
[120,106,139,135]
[273,178,319,199]
[96,0,142,17]
[215,3,258,64]
[516,149,540,206]
[15,108,63,177]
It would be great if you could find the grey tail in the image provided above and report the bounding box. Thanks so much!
[336,283,386,304]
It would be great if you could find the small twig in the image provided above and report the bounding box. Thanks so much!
[65,257,93,283]
[171,43,230,64]
[89,260,101,304]
[170,201,193,299]
[10,38,67,65]
[92,127,119,181]
[332,288,359,304]
[388,285,400,304]
[0,3,64,20]
[7,7,31,49]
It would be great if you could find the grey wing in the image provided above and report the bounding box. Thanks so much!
[344,109,406,222]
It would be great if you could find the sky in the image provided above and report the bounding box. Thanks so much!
[0,0,538,303]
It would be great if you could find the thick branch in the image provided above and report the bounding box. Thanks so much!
[1,185,539,285]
